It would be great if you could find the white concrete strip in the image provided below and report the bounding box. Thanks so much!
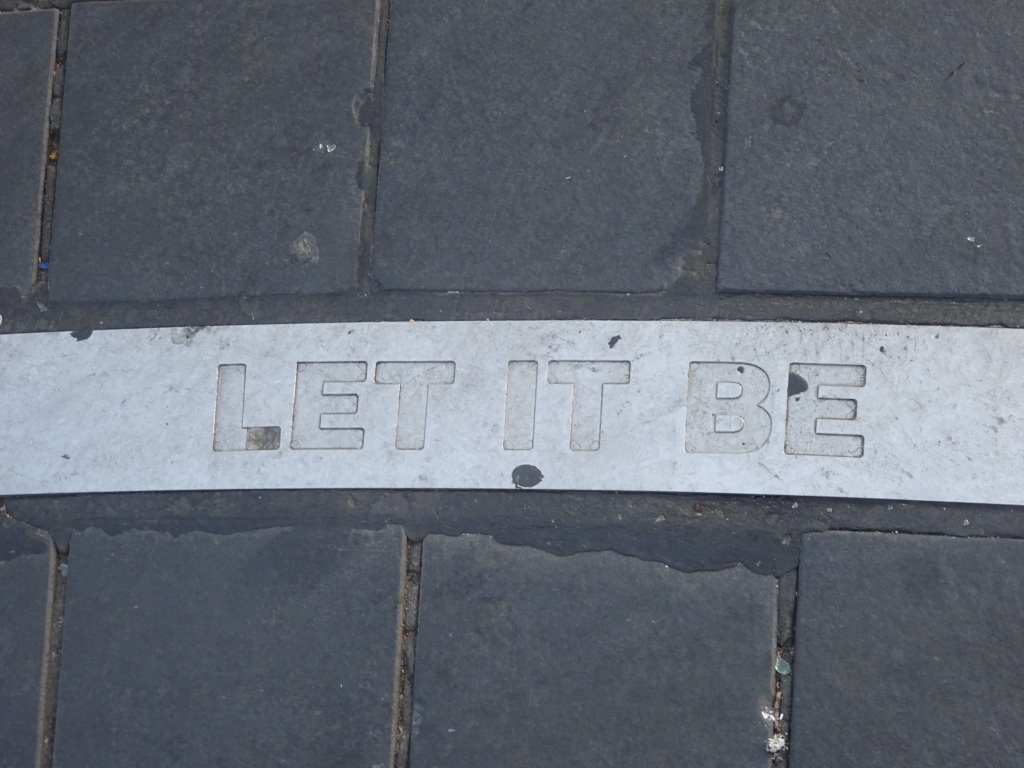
[0,320,1018,503]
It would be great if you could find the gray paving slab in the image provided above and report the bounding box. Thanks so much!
[48,0,374,302]
[0,519,53,768]
[373,0,708,292]
[0,10,56,294]
[791,532,1024,767]
[720,0,1024,297]
[411,534,776,767]
[52,525,403,768]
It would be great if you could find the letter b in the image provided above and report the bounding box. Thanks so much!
[685,362,771,453]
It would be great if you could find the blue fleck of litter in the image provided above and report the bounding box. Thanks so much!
[38,261,49,270]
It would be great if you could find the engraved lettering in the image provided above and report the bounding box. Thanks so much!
[547,361,631,451]
[503,361,538,450]
[212,364,281,451]
[685,362,771,453]
[291,362,367,450]
[375,362,456,450]
[785,363,866,458]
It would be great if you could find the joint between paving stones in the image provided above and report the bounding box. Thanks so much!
[771,570,796,766]
[390,535,421,768]
[33,6,68,292]
[705,0,735,293]
[356,0,393,295]
[34,534,65,768]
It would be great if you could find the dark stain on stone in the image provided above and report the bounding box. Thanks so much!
[737,365,745,373]
[512,465,543,489]
[608,335,621,348]
[71,329,92,341]
[788,372,809,397]
[770,94,806,127]
[245,426,281,452]
[879,346,886,353]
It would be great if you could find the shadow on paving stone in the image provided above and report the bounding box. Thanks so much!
[790,532,1024,767]
[51,525,403,768]
[0,517,55,768]
[410,533,777,767]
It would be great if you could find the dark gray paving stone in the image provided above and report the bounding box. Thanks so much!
[720,0,1024,297]
[49,0,374,302]
[412,534,776,767]
[0,519,53,768]
[53,525,403,768]
[791,532,1024,767]
[373,0,708,292]
[0,10,56,294]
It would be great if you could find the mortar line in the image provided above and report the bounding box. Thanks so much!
[390,537,422,768]
[356,0,394,294]
[34,6,70,292]
[35,545,68,768]
[706,0,735,294]
[771,569,797,767]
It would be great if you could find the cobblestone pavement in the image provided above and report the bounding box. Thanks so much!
[3,1,1024,766]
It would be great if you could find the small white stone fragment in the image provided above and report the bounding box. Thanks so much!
[766,734,787,753]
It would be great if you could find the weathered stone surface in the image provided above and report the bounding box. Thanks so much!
[791,532,1024,766]
[720,0,1024,297]
[0,519,53,768]
[411,534,776,767]
[0,10,56,293]
[53,525,403,767]
[373,0,709,292]
[49,0,374,302]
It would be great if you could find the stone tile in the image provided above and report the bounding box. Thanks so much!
[0,519,54,768]
[53,526,403,767]
[49,0,374,302]
[373,0,708,292]
[0,10,56,293]
[720,0,1024,297]
[411,534,776,767]
[791,532,1024,766]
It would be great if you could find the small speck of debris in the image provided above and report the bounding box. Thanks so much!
[288,232,320,264]
[608,334,622,348]
[59,563,69,578]
[766,734,787,754]
[963,519,970,526]
[775,656,792,675]
[71,329,92,341]
[61,454,69,460]
[791,502,799,509]
[36,301,48,312]
[0,313,3,327]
